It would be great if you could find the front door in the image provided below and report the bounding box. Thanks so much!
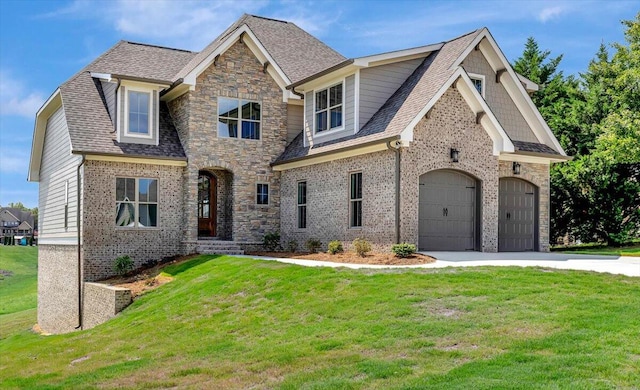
[198,172,217,237]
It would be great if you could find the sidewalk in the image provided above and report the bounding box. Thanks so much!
[238,252,640,277]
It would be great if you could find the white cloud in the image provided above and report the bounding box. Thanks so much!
[538,6,565,22]
[0,71,45,118]
[0,148,29,174]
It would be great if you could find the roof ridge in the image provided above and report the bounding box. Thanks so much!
[123,40,193,53]
[246,14,289,23]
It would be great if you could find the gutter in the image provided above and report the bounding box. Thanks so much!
[75,154,86,330]
[271,136,398,168]
[159,78,184,98]
[386,139,402,244]
[286,59,355,90]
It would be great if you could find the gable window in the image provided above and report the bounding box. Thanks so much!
[128,91,150,135]
[116,177,158,228]
[315,83,343,133]
[218,97,261,140]
[297,181,307,229]
[469,74,485,98]
[349,172,362,228]
[256,183,269,205]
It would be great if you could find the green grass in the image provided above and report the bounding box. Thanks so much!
[1,254,639,389]
[552,243,640,256]
[0,245,38,315]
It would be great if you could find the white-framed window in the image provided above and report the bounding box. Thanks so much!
[349,172,362,228]
[123,86,154,139]
[218,97,261,140]
[314,82,343,133]
[116,177,158,228]
[256,183,269,205]
[297,181,307,229]
[468,73,485,98]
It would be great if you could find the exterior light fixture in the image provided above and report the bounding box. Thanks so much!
[450,148,459,163]
[513,162,521,175]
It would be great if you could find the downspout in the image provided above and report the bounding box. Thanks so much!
[75,154,86,330]
[386,140,402,244]
[290,86,305,99]
[110,77,121,133]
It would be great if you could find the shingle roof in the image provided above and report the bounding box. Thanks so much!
[512,140,560,155]
[274,29,483,164]
[175,14,346,84]
[59,41,193,159]
[0,208,34,227]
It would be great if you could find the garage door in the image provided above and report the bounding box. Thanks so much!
[419,170,476,251]
[499,178,536,251]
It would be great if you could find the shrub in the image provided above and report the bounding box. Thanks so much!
[305,239,322,253]
[263,231,281,251]
[391,243,417,258]
[287,240,298,253]
[327,240,344,255]
[352,238,372,257]
[114,255,134,276]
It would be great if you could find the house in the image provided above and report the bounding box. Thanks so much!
[28,14,568,333]
[1,207,35,243]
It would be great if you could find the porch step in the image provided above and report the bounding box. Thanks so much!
[196,240,245,255]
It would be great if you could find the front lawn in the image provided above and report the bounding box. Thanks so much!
[1,255,639,389]
[552,243,640,256]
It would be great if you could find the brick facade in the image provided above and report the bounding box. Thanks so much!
[281,150,397,251]
[82,160,185,281]
[83,282,132,330]
[169,41,287,245]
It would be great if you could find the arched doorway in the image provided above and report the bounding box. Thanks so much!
[198,171,217,237]
[499,178,537,251]
[418,170,479,251]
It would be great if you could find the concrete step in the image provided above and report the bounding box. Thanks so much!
[198,248,245,255]
[196,240,245,255]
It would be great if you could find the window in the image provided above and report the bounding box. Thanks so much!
[297,181,307,229]
[116,178,158,228]
[469,74,485,98]
[256,183,269,205]
[218,97,261,140]
[315,83,343,133]
[350,172,362,228]
[127,91,150,135]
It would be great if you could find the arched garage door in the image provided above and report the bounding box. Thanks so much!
[499,178,537,251]
[419,170,477,251]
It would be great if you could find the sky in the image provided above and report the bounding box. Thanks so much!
[0,0,638,209]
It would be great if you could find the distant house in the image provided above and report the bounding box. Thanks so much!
[29,14,569,333]
[0,207,35,241]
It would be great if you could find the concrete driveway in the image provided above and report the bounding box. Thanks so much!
[420,251,640,277]
[243,252,640,277]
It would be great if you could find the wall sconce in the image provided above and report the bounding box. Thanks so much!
[513,162,521,175]
[450,148,459,163]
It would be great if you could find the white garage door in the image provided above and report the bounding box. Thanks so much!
[419,170,477,251]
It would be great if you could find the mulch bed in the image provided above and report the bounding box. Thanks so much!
[246,251,435,265]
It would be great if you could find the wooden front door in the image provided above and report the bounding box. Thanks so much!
[198,172,217,237]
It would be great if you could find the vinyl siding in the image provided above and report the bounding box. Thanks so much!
[345,74,355,131]
[462,50,539,143]
[100,80,117,123]
[358,58,423,129]
[39,107,81,236]
[287,104,304,144]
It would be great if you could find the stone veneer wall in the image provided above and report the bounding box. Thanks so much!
[400,87,499,252]
[38,244,80,334]
[83,282,132,329]
[498,161,551,252]
[281,150,397,251]
[82,160,185,281]
[168,40,287,245]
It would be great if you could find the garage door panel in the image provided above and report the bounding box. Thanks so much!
[419,170,476,251]
[499,178,536,252]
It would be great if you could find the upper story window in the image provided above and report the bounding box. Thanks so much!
[315,83,343,133]
[469,74,485,98]
[116,177,158,228]
[218,97,261,140]
[128,91,150,135]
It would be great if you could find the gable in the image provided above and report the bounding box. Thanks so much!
[462,49,539,143]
